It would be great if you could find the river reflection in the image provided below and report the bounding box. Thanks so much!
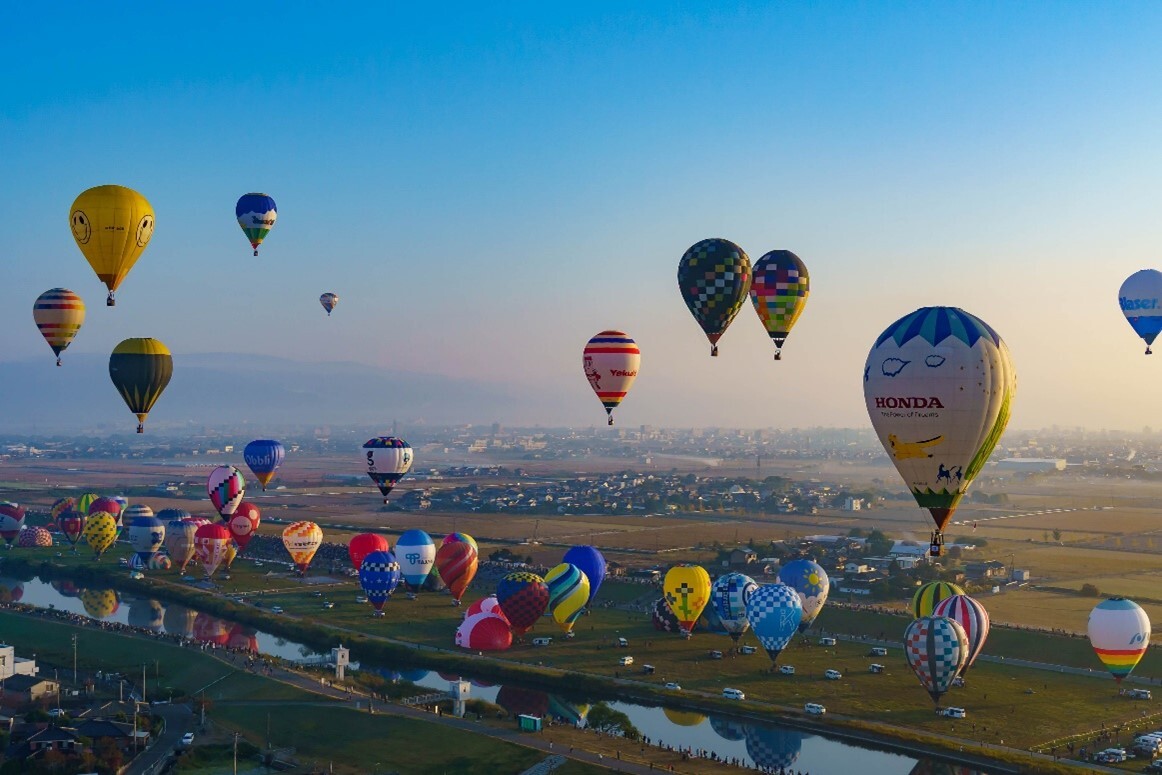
[5,575,988,774]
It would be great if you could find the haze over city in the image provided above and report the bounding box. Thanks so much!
[6,4,1162,432]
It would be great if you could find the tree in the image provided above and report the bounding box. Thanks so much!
[1052,528,1062,543]
[586,702,641,741]
[1080,583,1101,597]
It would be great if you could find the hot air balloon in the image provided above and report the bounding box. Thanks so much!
[395,529,435,590]
[710,572,758,643]
[112,496,129,512]
[563,545,606,609]
[1089,597,1152,682]
[164,604,198,639]
[227,502,261,551]
[455,611,513,651]
[497,572,550,634]
[496,686,551,718]
[932,594,990,673]
[127,515,165,567]
[127,598,165,632]
[207,466,246,518]
[652,596,682,633]
[77,493,99,515]
[80,588,120,619]
[664,564,711,637]
[69,185,154,306]
[33,288,85,366]
[749,250,809,360]
[746,583,803,665]
[59,510,86,552]
[1120,269,1162,354]
[236,193,277,256]
[442,532,478,554]
[223,539,238,573]
[0,578,24,604]
[122,504,154,522]
[544,563,590,634]
[50,497,76,525]
[663,708,706,727]
[109,337,173,433]
[227,624,259,653]
[363,437,413,502]
[698,602,727,635]
[282,521,323,575]
[193,612,231,647]
[165,519,198,572]
[709,717,747,742]
[435,540,478,605]
[677,238,752,356]
[17,526,52,548]
[349,533,391,573]
[777,559,830,632]
[88,497,123,524]
[243,440,285,491]
[359,550,402,613]
[0,503,26,547]
[82,512,118,558]
[194,523,232,579]
[156,508,192,522]
[582,330,640,426]
[864,307,1016,556]
[912,581,965,619]
[745,725,805,772]
[904,616,969,704]
[466,595,506,620]
[320,293,339,316]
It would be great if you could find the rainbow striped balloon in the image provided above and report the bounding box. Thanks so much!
[1089,598,1151,682]
[582,330,640,426]
[33,288,85,366]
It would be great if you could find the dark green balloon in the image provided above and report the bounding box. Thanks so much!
[109,338,173,433]
[677,238,752,356]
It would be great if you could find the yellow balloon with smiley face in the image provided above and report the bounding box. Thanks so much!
[69,185,155,306]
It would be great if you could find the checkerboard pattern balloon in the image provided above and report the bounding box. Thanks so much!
[904,615,969,703]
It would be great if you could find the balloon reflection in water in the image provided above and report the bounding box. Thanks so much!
[709,716,747,742]
[80,588,120,619]
[163,604,198,639]
[496,686,550,718]
[744,725,806,772]
[126,598,165,631]
[663,708,707,727]
[192,612,231,647]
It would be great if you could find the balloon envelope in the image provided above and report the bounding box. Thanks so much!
[497,572,550,634]
[435,540,478,603]
[932,594,990,672]
[442,532,478,553]
[282,521,323,574]
[127,516,165,562]
[456,612,513,651]
[904,616,969,704]
[59,510,86,547]
[109,338,172,433]
[1089,597,1152,682]
[236,193,277,255]
[207,466,246,518]
[582,330,640,425]
[664,565,711,635]
[195,523,232,578]
[243,440,285,490]
[677,238,752,356]
[349,533,391,572]
[0,503,26,545]
[359,550,402,611]
[395,529,435,588]
[912,581,965,619]
[711,572,758,642]
[70,185,154,305]
[1119,269,1162,353]
[746,583,803,663]
[227,502,261,550]
[562,545,606,607]
[319,292,339,315]
[33,288,85,365]
[82,512,117,557]
[652,596,682,633]
[544,563,590,634]
[50,497,76,523]
[777,559,830,632]
[864,307,1015,543]
[750,250,809,359]
[166,520,198,572]
[363,437,413,501]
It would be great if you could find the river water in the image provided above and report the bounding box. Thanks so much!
[2,575,989,774]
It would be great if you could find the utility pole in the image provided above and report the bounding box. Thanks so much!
[234,731,240,775]
[142,663,146,704]
[71,634,77,684]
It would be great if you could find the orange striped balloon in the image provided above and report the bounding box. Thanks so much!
[33,288,85,366]
[583,330,640,426]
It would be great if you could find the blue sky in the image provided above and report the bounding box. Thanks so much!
[4,3,1162,430]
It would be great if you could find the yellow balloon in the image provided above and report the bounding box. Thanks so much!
[69,185,155,306]
[82,511,118,557]
[664,564,711,635]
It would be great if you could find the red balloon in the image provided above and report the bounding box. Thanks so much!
[455,612,512,651]
[435,541,478,603]
[193,612,230,646]
[349,533,391,572]
[497,572,550,635]
[228,502,261,550]
[88,497,122,522]
[466,595,503,618]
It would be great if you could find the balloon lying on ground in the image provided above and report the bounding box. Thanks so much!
[17,526,52,548]
[456,612,512,651]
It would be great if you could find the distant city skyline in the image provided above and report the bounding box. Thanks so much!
[5,5,1162,431]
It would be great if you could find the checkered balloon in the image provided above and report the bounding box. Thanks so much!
[360,550,402,611]
[497,571,549,634]
[745,583,803,663]
[745,725,804,771]
[749,249,809,359]
[711,572,758,642]
[904,615,969,704]
[677,238,752,356]
[652,596,681,633]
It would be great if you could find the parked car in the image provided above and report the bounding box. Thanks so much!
[804,702,826,715]
[1128,688,1153,700]
[739,645,757,655]
[1143,758,1162,772]
[355,596,368,604]
[322,601,334,609]
[868,664,885,674]
[181,732,195,746]
[664,682,682,691]
[824,669,842,680]
[779,665,796,675]
[722,688,746,700]
[47,709,67,718]
[819,637,837,646]
[1093,747,1129,763]
[708,650,724,660]
[270,606,284,614]
[938,707,966,719]
[868,647,888,656]
[618,656,634,666]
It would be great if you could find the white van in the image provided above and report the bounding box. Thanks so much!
[531,637,553,647]
[1128,688,1153,700]
[804,702,826,715]
[722,688,745,700]
[618,656,634,666]
[819,637,837,646]
[868,647,888,656]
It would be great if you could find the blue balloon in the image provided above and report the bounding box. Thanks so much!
[359,550,402,611]
[744,724,805,771]
[127,516,165,566]
[711,572,758,642]
[156,508,191,522]
[777,559,830,632]
[243,439,286,491]
[395,529,435,588]
[745,583,803,664]
[563,545,606,607]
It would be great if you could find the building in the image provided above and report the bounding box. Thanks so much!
[843,497,862,511]
[964,561,1008,580]
[1,675,59,705]
[728,548,757,566]
[0,644,38,680]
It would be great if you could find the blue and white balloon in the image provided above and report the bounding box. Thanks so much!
[711,572,758,642]
[777,559,830,632]
[745,583,803,665]
[395,529,435,589]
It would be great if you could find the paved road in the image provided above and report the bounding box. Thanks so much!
[123,702,193,775]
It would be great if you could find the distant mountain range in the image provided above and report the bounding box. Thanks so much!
[2,353,563,432]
